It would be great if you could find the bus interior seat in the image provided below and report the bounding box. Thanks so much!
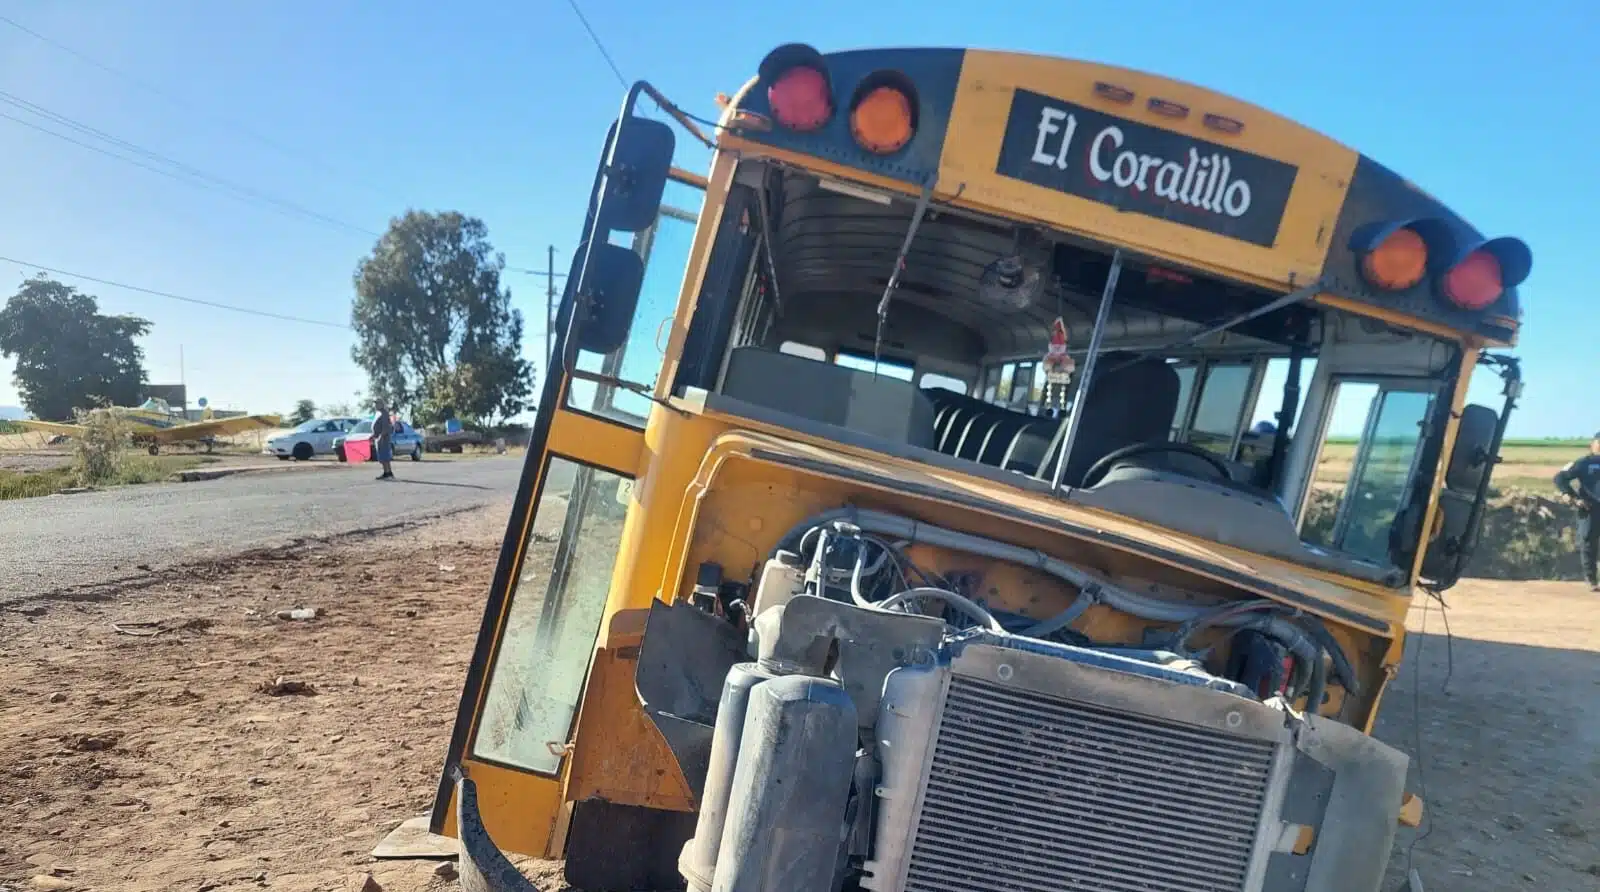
[926,352,1179,484]
[720,347,937,449]
[924,387,1057,475]
[1057,351,1183,487]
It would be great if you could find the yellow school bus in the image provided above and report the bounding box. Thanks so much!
[428,44,1529,892]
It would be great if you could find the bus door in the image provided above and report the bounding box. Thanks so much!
[1303,378,1440,565]
[429,88,706,859]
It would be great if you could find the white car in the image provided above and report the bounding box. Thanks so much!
[265,417,361,461]
[334,418,424,463]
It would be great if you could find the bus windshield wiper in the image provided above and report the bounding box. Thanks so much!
[871,185,935,375]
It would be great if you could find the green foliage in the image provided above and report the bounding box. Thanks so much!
[0,419,21,434]
[0,466,76,500]
[351,211,534,424]
[288,399,318,426]
[0,274,151,421]
[71,409,130,485]
[0,454,206,501]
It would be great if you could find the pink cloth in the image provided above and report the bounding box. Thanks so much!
[343,438,373,463]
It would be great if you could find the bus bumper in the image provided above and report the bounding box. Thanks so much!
[453,770,538,892]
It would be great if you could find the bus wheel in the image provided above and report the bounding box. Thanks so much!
[147,444,160,456]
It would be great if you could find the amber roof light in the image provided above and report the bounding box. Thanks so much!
[1360,227,1429,291]
[850,81,915,154]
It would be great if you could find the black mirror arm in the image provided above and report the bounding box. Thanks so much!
[1425,354,1521,589]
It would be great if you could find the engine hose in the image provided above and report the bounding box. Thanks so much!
[1304,649,1328,717]
[1019,593,1096,638]
[1171,600,1281,652]
[777,507,1360,695]
[845,529,1004,632]
[1175,600,1359,699]
[1297,615,1360,697]
[876,586,1007,634]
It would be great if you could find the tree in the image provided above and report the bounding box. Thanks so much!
[351,211,534,424]
[0,275,150,421]
[287,399,318,426]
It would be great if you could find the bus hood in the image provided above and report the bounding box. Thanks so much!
[694,430,1404,638]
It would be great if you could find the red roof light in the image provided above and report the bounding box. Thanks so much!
[1442,250,1504,311]
[768,66,832,132]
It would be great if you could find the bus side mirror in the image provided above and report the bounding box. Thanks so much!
[1420,490,1474,581]
[598,116,676,234]
[569,113,675,353]
[570,242,645,354]
[1446,404,1498,493]
[1420,403,1502,586]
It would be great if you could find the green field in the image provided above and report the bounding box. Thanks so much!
[1317,438,1578,492]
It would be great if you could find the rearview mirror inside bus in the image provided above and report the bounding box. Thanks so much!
[571,241,645,354]
[598,116,676,233]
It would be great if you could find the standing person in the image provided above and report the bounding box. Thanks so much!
[372,403,396,481]
[1552,432,1600,591]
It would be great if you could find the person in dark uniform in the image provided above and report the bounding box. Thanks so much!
[372,403,396,481]
[1552,433,1600,591]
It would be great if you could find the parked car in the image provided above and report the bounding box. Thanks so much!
[334,418,424,463]
[424,418,487,453]
[265,417,361,461]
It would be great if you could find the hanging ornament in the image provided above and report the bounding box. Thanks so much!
[1041,317,1075,411]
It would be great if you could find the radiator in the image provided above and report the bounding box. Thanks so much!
[902,673,1280,892]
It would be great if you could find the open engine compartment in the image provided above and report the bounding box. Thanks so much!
[637,506,1412,892]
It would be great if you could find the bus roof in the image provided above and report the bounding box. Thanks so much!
[722,46,1529,346]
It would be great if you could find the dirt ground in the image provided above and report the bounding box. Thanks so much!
[2,510,1597,891]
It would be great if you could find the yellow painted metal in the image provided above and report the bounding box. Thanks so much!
[939,51,1359,292]
[546,410,644,476]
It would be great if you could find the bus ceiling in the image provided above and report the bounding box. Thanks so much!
[739,163,1322,358]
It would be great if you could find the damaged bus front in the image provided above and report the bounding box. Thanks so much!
[432,44,1529,892]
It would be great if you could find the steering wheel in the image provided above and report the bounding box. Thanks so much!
[1080,442,1233,489]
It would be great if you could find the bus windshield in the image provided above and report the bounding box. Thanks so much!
[669,165,1459,584]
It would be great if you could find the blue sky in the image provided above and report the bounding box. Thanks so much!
[0,1,1592,437]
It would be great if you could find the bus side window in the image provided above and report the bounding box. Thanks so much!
[1005,361,1035,412]
[981,366,1000,401]
[779,341,828,362]
[1168,361,1197,438]
[1301,381,1434,566]
[569,178,706,426]
[994,363,1017,405]
[834,350,914,381]
[1239,357,1317,467]
[1187,362,1253,458]
[920,372,968,395]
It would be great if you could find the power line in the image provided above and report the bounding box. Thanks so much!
[0,13,335,171]
[0,254,563,342]
[563,0,628,89]
[0,254,351,330]
[0,90,563,273]
[0,91,380,238]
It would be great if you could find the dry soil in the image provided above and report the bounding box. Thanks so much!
[0,509,1595,892]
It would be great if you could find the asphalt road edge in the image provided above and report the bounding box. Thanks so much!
[0,502,500,609]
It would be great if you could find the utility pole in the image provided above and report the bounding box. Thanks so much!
[545,245,557,367]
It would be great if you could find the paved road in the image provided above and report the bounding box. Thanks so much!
[0,457,524,601]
